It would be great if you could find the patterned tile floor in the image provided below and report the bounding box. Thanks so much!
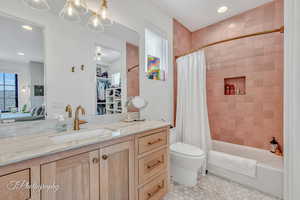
[163,174,280,200]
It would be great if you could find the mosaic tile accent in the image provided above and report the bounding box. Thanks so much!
[164,174,280,200]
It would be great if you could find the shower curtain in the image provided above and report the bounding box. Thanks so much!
[176,50,212,154]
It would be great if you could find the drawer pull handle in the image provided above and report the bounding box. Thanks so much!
[147,160,162,170]
[148,138,162,145]
[147,184,163,199]
[92,158,99,164]
[102,155,108,160]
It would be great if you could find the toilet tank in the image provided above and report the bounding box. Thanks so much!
[170,128,177,144]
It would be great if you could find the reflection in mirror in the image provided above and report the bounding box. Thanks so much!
[126,43,139,112]
[96,45,122,115]
[94,21,140,117]
[0,15,45,123]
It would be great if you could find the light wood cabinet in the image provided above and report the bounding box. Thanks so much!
[0,169,31,200]
[41,151,100,200]
[135,128,170,200]
[138,148,168,185]
[138,131,167,155]
[0,126,170,200]
[100,141,134,200]
[138,173,168,200]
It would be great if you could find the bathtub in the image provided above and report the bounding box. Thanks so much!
[208,140,283,199]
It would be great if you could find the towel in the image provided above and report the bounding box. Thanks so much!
[208,150,257,178]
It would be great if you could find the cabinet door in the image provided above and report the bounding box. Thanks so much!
[100,141,134,200]
[0,169,30,200]
[41,151,100,200]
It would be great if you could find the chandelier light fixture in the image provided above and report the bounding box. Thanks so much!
[73,0,88,14]
[22,0,114,31]
[87,12,104,32]
[60,0,81,22]
[94,46,103,61]
[99,0,114,27]
[23,0,50,11]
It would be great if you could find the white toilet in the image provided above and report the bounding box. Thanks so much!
[170,128,206,187]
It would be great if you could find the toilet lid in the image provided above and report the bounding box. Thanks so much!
[170,143,205,157]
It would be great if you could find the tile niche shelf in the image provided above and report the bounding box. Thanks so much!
[224,76,246,95]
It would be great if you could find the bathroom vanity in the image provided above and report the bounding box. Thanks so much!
[0,121,170,200]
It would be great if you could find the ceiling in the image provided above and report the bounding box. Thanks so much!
[0,15,44,64]
[96,46,121,64]
[149,0,273,31]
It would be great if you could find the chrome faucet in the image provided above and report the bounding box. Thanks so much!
[73,105,87,131]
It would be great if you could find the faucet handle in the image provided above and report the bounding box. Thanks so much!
[77,105,86,115]
[65,105,72,118]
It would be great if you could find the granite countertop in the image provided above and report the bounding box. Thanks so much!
[0,120,170,167]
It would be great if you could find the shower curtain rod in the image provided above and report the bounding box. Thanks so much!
[175,26,284,59]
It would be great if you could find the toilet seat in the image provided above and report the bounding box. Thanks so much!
[170,143,205,157]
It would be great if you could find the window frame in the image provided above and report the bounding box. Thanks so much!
[145,28,169,80]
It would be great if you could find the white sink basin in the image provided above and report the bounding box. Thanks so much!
[51,129,112,144]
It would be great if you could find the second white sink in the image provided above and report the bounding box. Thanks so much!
[50,129,112,144]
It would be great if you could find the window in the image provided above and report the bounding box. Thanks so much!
[0,73,18,112]
[145,29,168,80]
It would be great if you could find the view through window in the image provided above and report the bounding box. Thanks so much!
[0,73,18,112]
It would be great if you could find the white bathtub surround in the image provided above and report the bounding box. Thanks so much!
[208,140,283,198]
[164,174,280,200]
[209,150,257,178]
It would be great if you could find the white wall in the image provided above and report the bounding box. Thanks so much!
[284,0,300,199]
[0,0,173,122]
[29,61,44,108]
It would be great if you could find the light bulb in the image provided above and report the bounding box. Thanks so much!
[101,8,107,20]
[74,0,80,7]
[23,0,50,11]
[99,2,113,27]
[87,14,104,32]
[73,0,88,14]
[68,6,73,16]
[93,17,99,27]
[60,1,81,22]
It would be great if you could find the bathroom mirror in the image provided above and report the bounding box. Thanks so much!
[94,23,140,116]
[0,14,45,123]
[0,2,140,123]
[96,45,122,115]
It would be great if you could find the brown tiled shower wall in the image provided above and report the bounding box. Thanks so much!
[173,0,283,150]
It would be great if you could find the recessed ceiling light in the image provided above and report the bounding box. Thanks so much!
[22,25,33,31]
[218,6,228,13]
[17,52,25,56]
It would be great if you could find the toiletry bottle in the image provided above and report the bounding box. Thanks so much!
[270,137,278,153]
[225,84,230,95]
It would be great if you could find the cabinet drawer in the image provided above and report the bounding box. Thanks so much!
[0,169,31,200]
[138,131,167,154]
[138,173,168,200]
[138,148,167,185]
